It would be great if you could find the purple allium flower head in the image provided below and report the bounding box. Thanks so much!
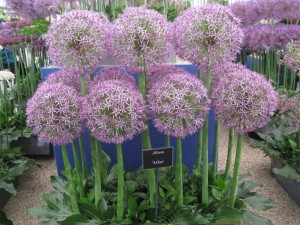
[147,64,187,90]
[231,0,300,25]
[26,83,83,145]
[93,66,137,88]
[174,4,243,67]
[211,68,278,133]
[278,93,300,128]
[83,81,147,144]
[148,72,210,138]
[45,69,90,94]
[47,10,111,72]
[242,24,300,51]
[112,7,173,72]
[282,40,300,72]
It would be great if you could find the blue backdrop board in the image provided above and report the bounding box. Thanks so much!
[41,65,216,176]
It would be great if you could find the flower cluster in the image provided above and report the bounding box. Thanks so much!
[212,68,278,133]
[278,93,300,128]
[230,0,300,25]
[45,69,89,94]
[148,72,210,138]
[83,80,147,144]
[93,66,137,89]
[147,64,187,89]
[242,24,300,51]
[26,83,83,145]
[282,40,300,72]
[174,4,243,67]
[0,70,15,93]
[5,0,60,19]
[47,10,111,71]
[112,7,173,71]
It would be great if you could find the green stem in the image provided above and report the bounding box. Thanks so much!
[72,140,84,198]
[93,137,102,205]
[138,72,155,207]
[176,136,183,207]
[165,135,170,147]
[61,145,80,214]
[224,128,234,180]
[202,67,211,205]
[297,129,300,150]
[195,68,203,170]
[116,143,124,222]
[212,122,219,177]
[80,74,88,97]
[229,134,244,208]
[79,136,88,180]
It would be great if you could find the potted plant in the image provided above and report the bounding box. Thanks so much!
[251,91,300,206]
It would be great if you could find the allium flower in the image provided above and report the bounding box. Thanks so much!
[112,7,173,71]
[231,0,300,25]
[26,83,83,145]
[211,68,278,133]
[147,64,187,89]
[83,81,147,144]
[278,94,300,128]
[93,66,137,88]
[0,70,15,93]
[148,72,210,138]
[242,24,300,51]
[47,10,111,71]
[45,69,89,94]
[282,40,300,72]
[174,4,243,67]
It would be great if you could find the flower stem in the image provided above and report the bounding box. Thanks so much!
[297,129,300,150]
[176,136,183,207]
[224,128,234,180]
[229,133,244,208]
[79,136,88,180]
[61,145,79,214]
[195,68,203,170]
[72,140,84,198]
[116,143,124,222]
[138,72,155,207]
[165,135,170,147]
[212,122,219,177]
[202,67,211,205]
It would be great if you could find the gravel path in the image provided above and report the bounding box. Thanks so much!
[3,126,300,225]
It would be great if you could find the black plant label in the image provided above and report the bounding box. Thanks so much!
[142,147,173,170]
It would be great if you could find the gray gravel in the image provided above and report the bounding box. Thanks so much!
[3,129,300,225]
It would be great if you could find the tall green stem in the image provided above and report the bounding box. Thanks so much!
[212,122,219,177]
[165,135,170,147]
[72,140,84,198]
[79,136,88,180]
[176,137,183,207]
[61,145,80,214]
[196,69,203,170]
[116,144,124,222]
[138,72,155,207]
[297,129,300,150]
[224,128,234,180]
[229,134,244,208]
[202,67,211,205]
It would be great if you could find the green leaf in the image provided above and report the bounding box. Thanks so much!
[237,181,262,198]
[0,181,16,195]
[214,207,243,225]
[128,196,138,212]
[211,187,222,200]
[0,209,13,225]
[50,176,69,195]
[57,214,98,225]
[242,211,272,225]
[272,165,300,182]
[244,195,275,210]
[29,206,69,219]
[78,202,104,221]
[37,221,59,225]
[173,213,210,225]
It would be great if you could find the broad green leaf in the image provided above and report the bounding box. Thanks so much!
[78,202,104,221]
[173,213,210,225]
[237,181,262,198]
[37,221,59,225]
[50,176,69,195]
[0,181,16,195]
[242,211,272,225]
[29,206,69,219]
[214,206,243,224]
[57,214,98,225]
[128,196,138,212]
[244,195,275,210]
[272,165,300,182]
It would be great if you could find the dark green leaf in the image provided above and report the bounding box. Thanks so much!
[57,214,97,225]
[242,211,272,225]
[0,209,13,225]
[244,195,275,210]
[214,207,243,224]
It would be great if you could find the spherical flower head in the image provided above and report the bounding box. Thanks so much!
[147,64,188,89]
[148,73,210,138]
[211,69,279,133]
[83,81,147,144]
[93,66,137,88]
[112,7,173,71]
[45,69,90,94]
[174,4,243,67]
[282,40,300,72]
[26,83,83,145]
[47,10,111,71]
[279,93,300,128]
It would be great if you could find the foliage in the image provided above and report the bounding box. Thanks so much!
[21,19,50,36]
[31,160,274,224]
